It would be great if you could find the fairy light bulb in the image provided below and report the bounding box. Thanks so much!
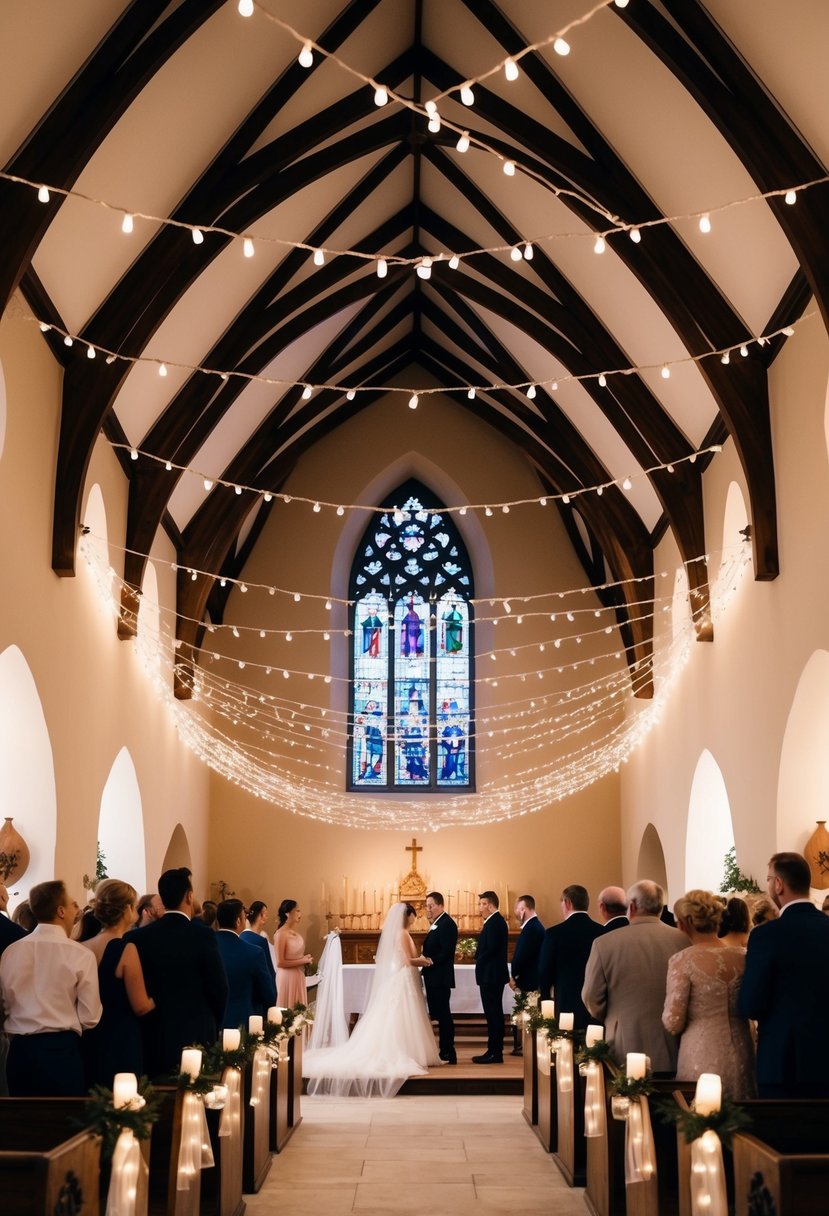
[408,394,419,410]
[313,248,325,266]
[374,85,389,106]
[121,213,134,234]
[243,238,254,258]
[448,254,460,269]
[312,502,321,513]
[554,37,570,56]
[629,227,641,243]
[238,0,254,15]
[598,373,607,387]
[721,350,730,365]
[467,388,476,399]
[503,160,516,176]
[456,131,470,153]
[428,115,441,133]
[740,344,749,357]
[510,246,522,262]
[302,385,313,400]
[376,258,388,278]
[165,460,173,471]
[203,478,213,491]
[504,58,519,81]
[523,242,534,260]
[298,42,313,68]
[192,228,204,245]
[526,384,536,399]
[661,364,670,379]
[234,485,242,495]
[158,363,168,377]
[785,189,797,205]
[130,448,139,461]
[87,345,96,359]
[416,257,432,279]
[263,491,272,502]
[623,476,632,490]
[594,235,606,254]
[346,389,356,400]
[37,185,50,203]
[460,85,475,106]
[336,506,344,516]
[699,213,711,234]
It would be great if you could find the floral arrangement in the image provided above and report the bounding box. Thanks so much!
[82,1078,160,1160]
[0,848,19,883]
[456,937,477,959]
[511,988,539,1018]
[655,1093,751,1147]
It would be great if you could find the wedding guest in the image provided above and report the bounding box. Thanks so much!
[0,880,102,1096]
[538,885,603,1029]
[240,900,277,995]
[80,879,154,1086]
[662,889,755,1099]
[215,898,275,1029]
[12,900,36,933]
[195,899,217,930]
[473,891,509,1064]
[275,899,312,1008]
[134,893,163,928]
[0,882,26,956]
[582,879,687,1072]
[422,890,458,1064]
[748,895,778,927]
[597,886,629,932]
[508,894,544,1056]
[739,852,829,1098]
[131,867,228,1078]
[717,896,750,949]
[822,893,829,915]
[73,906,101,942]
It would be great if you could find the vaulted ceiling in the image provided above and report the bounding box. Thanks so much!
[2,0,827,698]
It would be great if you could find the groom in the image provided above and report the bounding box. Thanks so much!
[422,891,458,1064]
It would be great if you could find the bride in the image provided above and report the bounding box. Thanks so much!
[303,902,441,1097]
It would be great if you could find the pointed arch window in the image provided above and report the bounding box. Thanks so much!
[348,480,475,792]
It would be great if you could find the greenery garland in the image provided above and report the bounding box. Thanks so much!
[511,988,540,1016]
[82,1078,160,1161]
[655,1094,751,1148]
[609,1073,654,1099]
[202,1040,249,1074]
[576,1039,612,1068]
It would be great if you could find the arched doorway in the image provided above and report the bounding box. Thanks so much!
[98,747,147,894]
[777,650,829,856]
[636,823,669,897]
[686,750,735,891]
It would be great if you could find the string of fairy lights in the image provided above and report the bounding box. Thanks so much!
[78,530,751,828]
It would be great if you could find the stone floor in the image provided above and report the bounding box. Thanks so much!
[244,1093,590,1214]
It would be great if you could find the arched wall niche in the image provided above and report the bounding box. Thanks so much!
[777,649,829,858]
[0,357,6,462]
[98,747,147,894]
[0,644,57,897]
[636,823,669,899]
[685,749,735,891]
[714,481,752,616]
[137,559,161,670]
[160,823,192,878]
[79,482,110,619]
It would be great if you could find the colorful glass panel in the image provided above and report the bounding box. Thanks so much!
[436,594,470,786]
[394,595,430,785]
[352,594,388,785]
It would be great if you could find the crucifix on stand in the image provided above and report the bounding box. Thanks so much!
[405,837,423,873]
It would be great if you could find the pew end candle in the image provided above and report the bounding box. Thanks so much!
[248,1014,264,1035]
[558,1011,575,1031]
[180,1048,202,1079]
[540,999,555,1019]
[223,1028,241,1051]
[694,1072,722,1115]
[626,1052,647,1079]
[586,1024,604,1047]
[112,1073,138,1108]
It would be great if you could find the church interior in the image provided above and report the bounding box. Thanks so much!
[1,0,829,954]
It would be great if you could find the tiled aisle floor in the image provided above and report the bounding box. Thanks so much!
[244,1094,590,1214]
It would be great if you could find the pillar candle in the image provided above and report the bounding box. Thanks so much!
[112,1073,138,1108]
[694,1072,722,1115]
[586,1024,604,1047]
[223,1028,241,1051]
[180,1048,202,1079]
[626,1052,647,1079]
[248,1015,263,1035]
[558,1011,575,1031]
[540,999,555,1019]
[267,1007,282,1025]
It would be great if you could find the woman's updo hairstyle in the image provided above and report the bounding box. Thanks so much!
[277,899,297,927]
[93,879,138,928]
[718,895,750,936]
[673,888,723,934]
[404,903,417,919]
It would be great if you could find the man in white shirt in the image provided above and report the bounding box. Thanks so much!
[0,879,101,1095]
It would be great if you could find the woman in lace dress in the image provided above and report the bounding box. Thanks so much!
[302,902,440,1097]
[274,899,313,1007]
[662,889,756,1100]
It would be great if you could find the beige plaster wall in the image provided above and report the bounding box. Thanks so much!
[207,390,624,952]
[0,299,210,903]
[620,308,829,903]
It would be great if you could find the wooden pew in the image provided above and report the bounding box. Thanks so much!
[521,1020,538,1127]
[200,1069,246,1216]
[269,1054,291,1153]
[673,1093,829,1216]
[242,1052,272,1193]
[554,1044,586,1186]
[534,1031,558,1153]
[0,1097,102,1216]
[148,1087,202,1216]
[288,1035,303,1134]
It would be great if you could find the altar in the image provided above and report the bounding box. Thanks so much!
[341,963,516,1018]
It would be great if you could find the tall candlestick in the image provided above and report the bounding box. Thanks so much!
[180,1048,202,1079]
[223,1028,241,1051]
[558,1011,575,1031]
[694,1073,722,1115]
[626,1052,647,1079]
[113,1073,138,1108]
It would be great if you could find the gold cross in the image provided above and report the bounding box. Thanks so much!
[405,837,423,873]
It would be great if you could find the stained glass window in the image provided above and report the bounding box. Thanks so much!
[348,481,474,791]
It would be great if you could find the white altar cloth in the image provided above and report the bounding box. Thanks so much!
[341,963,515,1017]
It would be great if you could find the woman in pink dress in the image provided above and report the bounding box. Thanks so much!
[274,899,312,1007]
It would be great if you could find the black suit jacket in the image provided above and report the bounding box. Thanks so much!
[475,913,509,986]
[602,916,629,933]
[0,914,26,958]
[132,912,229,1077]
[216,931,276,1029]
[240,929,277,989]
[738,901,829,1093]
[422,912,458,989]
[538,912,603,1028]
[510,915,545,991]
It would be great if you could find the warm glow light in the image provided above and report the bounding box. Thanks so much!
[374,85,389,106]
[456,132,470,153]
[503,160,516,176]
[699,213,712,233]
[460,85,475,106]
[243,238,254,258]
[554,37,570,56]
[504,58,519,81]
[376,258,388,278]
[121,213,134,234]
[594,235,606,254]
[237,0,254,15]
[298,42,313,68]
[313,248,325,265]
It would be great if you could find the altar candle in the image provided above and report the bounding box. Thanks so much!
[362,885,366,914]
[373,888,377,914]
[540,999,556,1019]
[180,1048,202,1079]
[586,1024,604,1047]
[248,1015,263,1036]
[343,875,348,911]
[113,1073,138,1108]
[267,1007,282,1025]
[558,1011,575,1031]
[223,1028,241,1051]
[694,1072,722,1115]
[626,1052,647,1079]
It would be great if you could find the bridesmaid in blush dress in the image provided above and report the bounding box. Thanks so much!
[662,889,756,1100]
[274,899,312,1007]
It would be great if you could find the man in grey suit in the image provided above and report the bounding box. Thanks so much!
[581,880,686,1072]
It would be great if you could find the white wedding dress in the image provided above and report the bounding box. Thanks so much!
[302,902,441,1097]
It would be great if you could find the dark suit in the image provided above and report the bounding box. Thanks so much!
[602,916,629,933]
[132,912,229,1078]
[538,911,604,1029]
[422,911,458,1059]
[738,900,829,1097]
[0,915,26,958]
[475,913,509,1059]
[216,930,276,1030]
[240,929,277,995]
[510,915,545,992]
